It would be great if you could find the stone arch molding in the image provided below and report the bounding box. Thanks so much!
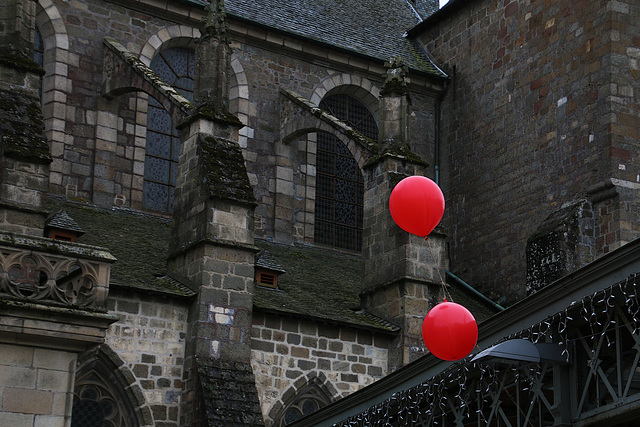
[267,371,339,425]
[138,25,253,137]
[280,89,375,169]
[35,0,71,187]
[310,73,380,123]
[74,344,153,426]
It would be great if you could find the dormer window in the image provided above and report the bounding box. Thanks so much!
[255,249,285,290]
[257,269,278,289]
[44,210,84,242]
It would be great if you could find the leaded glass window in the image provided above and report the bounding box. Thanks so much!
[274,382,333,426]
[71,358,140,427]
[33,25,44,67]
[320,94,378,140]
[144,47,195,212]
[314,95,377,252]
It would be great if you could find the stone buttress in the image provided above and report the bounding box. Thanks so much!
[0,0,51,235]
[361,58,447,370]
[166,1,264,425]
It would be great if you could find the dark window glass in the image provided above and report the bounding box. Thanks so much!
[144,47,195,212]
[34,25,44,99]
[314,95,375,251]
[275,382,332,426]
[33,26,44,67]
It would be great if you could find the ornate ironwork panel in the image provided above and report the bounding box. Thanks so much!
[331,274,640,427]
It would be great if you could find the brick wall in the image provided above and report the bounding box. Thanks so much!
[105,288,189,426]
[417,0,640,303]
[250,311,389,424]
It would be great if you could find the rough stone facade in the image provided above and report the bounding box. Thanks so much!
[415,0,640,304]
[105,288,189,425]
[11,0,633,425]
[251,312,390,420]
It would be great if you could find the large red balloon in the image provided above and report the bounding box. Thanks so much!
[422,301,478,361]
[389,176,445,237]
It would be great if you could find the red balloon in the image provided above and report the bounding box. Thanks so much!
[389,176,444,237]
[422,301,478,361]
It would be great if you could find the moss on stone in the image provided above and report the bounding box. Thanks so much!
[180,104,243,129]
[0,88,51,163]
[364,143,427,168]
[0,49,45,75]
[200,135,256,205]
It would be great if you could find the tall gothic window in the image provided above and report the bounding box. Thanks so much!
[315,94,378,252]
[144,47,195,212]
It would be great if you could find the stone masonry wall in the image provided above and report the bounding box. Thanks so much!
[0,343,77,426]
[250,311,390,424]
[40,0,438,248]
[417,0,640,304]
[105,288,189,426]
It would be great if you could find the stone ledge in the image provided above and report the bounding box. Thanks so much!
[0,299,118,352]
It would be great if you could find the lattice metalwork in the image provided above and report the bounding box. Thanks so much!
[332,274,640,427]
[144,47,195,212]
[315,131,364,251]
[314,95,375,251]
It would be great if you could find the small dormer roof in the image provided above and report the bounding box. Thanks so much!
[255,249,286,274]
[44,210,85,236]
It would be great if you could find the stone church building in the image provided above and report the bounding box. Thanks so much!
[0,0,638,426]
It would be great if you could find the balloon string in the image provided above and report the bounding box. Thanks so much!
[442,282,453,303]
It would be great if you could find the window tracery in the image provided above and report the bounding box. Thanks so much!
[274,381,333,426]
[71,358,140,427]
[314,94,376,252]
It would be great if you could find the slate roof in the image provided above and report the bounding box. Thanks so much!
[42,200,498,328]
[252,239,500,332]
[45,198,195,298]
[253,239,400,333]
[185,0,446,78]
[45,210,85,235]
[255,249,286,273]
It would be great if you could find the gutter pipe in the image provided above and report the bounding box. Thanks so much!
[446,270,505,311]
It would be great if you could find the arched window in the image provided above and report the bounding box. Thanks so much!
[314,94,377,252]
[144,47,195,212]
[71,358,140,427]
[274,381,333,426]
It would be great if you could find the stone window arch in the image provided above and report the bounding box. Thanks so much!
[271,376,335,426]
[143,47,195,212]
[132,27,252,213]
[314,94,377,251]
[72,347,148,427]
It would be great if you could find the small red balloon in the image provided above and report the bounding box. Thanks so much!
[422,301,478,361]
[389,176,445,237]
